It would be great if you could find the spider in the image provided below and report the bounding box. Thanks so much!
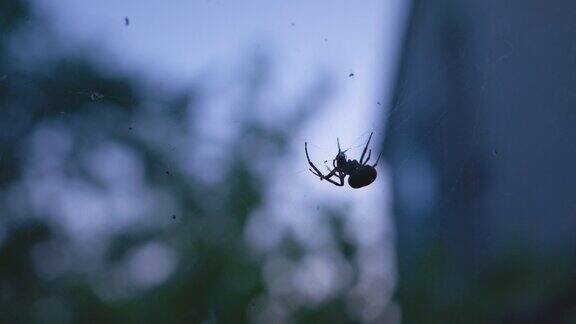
[305,132,382,188]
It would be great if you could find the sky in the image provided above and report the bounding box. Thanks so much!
[34,0,407,140]
[26,0,410,320]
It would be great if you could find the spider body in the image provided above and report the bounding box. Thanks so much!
[348,164,377,188]
[305,132,381,188]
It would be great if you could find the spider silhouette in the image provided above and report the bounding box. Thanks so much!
[305,132,382,188]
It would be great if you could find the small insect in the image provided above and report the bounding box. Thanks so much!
[305,132,381,188]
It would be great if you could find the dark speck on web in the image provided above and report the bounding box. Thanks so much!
[492,149,499,156]
[128,127,133,131]
[124,17,130,26]
[349,73,354,77]
[165,170,171,175]
[90,91,104,101]
[377,102,381,106]
[171,215,176,220]
[324,160,328,163]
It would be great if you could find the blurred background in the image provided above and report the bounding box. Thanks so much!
[2,0,576,323]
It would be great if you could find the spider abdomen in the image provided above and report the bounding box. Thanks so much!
[348,166,377,188]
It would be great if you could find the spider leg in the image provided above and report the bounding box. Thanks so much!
[305,142,340,181]
[321,155,342,180]
[324,176,345,186]
[314,166,344,186]
[305,142,326,179]
[337,138,341,152]
[308,168,341,185]
[372,152,382,167]
[324,168,345,186]
[304,142,348,188]
[325,165,345,178]
[331,159,347,186]
[309,168,322,177]
[323,168,340,179]
[362,149,372,165]
[359,132,373,164]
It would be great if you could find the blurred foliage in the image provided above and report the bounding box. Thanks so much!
[0,1,381,323]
